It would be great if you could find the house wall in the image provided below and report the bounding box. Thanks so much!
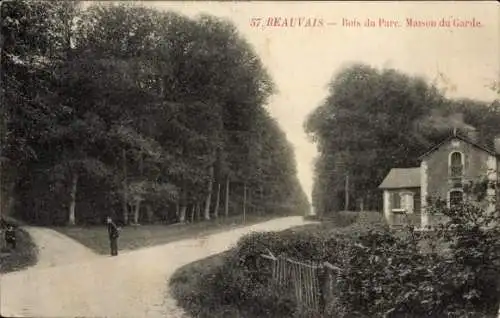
[486,155,498,213]
[383,190,390,223]
[425,138,495,218]
[421,160,428,228]
[496,157,500,212]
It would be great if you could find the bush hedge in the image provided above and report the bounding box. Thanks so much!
[171,205,500,317]
[170,212,387,317]
[0,227,38,273]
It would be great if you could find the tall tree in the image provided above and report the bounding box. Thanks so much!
[4,2,309,225]
[306,64,500,215]
[305,64,446,214]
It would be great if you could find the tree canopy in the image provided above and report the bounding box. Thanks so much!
[1,1,308,225]
[305,63,500,215]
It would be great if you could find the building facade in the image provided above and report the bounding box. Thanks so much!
[379,131,500,228]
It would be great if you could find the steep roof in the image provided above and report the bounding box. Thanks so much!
[378,167,421,189]
[418,132,499,160]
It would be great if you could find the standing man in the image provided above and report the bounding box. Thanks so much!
[106,217,119,256]
[5,225,16,250]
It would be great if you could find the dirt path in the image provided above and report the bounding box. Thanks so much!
[0,216,311,318]
[23,226,100,268]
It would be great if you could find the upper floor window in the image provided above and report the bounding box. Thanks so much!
[449,151,463,178]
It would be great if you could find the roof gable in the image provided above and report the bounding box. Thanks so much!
[418,133,498,160]
[378,167,421,189]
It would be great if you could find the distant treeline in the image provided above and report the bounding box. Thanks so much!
[1,1,309,225]
[305,64,500,215]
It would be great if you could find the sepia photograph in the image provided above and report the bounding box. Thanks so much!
[0,1,499,317]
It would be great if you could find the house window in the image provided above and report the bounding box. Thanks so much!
[449,152,463,179]
[449,190,463,208]
[392,192,401,209]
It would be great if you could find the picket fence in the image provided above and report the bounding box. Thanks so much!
[261,250,500,317]
[260,249,341,315]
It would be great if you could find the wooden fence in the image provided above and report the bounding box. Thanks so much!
[261,249,341,315]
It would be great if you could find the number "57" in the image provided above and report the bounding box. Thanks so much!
[250,18,262,27]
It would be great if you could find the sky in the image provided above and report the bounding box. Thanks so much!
[91,1,499,204]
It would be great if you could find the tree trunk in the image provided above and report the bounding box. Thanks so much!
[139,151,144,175]
[344,174,349,211]
[243,182,247,223]
[259,186,264,215]
[214,183,221,218]
[133,200,141,224]
[365,192,370,211]
[248,187,252,214]
[6,195,14,216]
[0,27,3,220]
[204,166,214,220]
[122,149,129,225]
[179,205,186,223]
[0,172,3,220]
[224,176,230,218]
[68,173,78,225]
[190,204,195,223]
[179,182,187,223]
[146,204,153,223]
[0,181,16,218]
[196,203,201,221]
[176,201,180,219]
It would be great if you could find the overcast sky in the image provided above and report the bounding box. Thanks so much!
[96,1,499,203]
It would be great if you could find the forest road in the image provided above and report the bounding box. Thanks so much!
[0,216,312,318]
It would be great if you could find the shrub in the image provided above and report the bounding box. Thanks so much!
[332,226,439,317]
[426,199,500,316]
[330,199,500,318]
[237,202,500,317]
[335,211,361,226]
[0,228,38,273]
[172,202,500,317]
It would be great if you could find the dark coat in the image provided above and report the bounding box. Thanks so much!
[5,228,16,242]
[107,222,119,239]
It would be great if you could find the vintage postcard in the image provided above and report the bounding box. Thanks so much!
[1,1,499,317]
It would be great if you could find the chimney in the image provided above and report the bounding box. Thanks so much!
[454,126,478,142]
[448,113,478,142]
[465,128,479,143]
[495,136,500,154]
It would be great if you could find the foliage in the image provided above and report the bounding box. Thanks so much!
[0,228,38,273]
[170,231,325,318]
[171,201,500,317]
[333,199,500,318]
[2,1,309,225]
[306,63,500,215]
[169,212,386,317]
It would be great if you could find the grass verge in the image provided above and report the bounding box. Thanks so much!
[169,251,234,317]
[53,213,282,255]
[0,228,38,273]
[297,210,385,234]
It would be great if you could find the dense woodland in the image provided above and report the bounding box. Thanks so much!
[305,64,500,215]
[1,1,309,225]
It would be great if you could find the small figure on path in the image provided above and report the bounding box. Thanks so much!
[5,225,16,250]
[107,217,120,256]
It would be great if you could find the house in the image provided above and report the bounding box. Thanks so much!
[379,129,500,228]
